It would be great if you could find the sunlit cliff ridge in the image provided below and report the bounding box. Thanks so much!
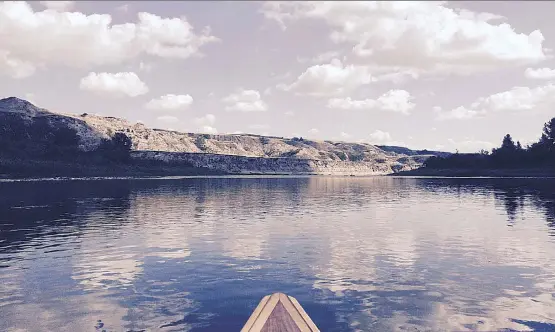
[0,97,442,175]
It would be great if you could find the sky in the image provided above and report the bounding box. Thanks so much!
[1,1,554,153]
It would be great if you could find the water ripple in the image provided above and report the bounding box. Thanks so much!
[0,177,554,331]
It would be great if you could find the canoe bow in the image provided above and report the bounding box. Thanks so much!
[241,293,320,332]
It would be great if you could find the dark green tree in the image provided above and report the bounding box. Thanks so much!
[423,116,555,170]
[97,132,132,163]
[543,117,555,142]
[500,134,517,151]
[112,132,133,152]
[537,118,555,153]
[528,118,555,162]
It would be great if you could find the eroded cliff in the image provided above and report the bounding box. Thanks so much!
[0,97,436,175]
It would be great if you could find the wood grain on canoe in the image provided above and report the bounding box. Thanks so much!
[241,293,320,332]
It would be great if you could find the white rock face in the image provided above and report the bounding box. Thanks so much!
[71,113,392,161]
[133,151,424,175]
[0,97,433,174]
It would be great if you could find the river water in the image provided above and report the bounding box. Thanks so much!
[0,176,554,331]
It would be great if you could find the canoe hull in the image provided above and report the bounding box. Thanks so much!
[241,293,320,332]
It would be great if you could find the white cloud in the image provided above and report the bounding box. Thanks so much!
[0,1,218,78]
[436,106,482,120]
[308,128,319,134]
[262,2,547,75]
[439,83,555,120]
[280,59,374,97]
[369,130,392,142]
[39,1,74,11]
[79,72,148,97]
[156,115,179,123]
[145,94,194,111]
[524,67,555,80]
[327,90,415,114]
[194,114,217,134]
[223,89,268,112]
[284,111,295,116]
[477,84,555,111]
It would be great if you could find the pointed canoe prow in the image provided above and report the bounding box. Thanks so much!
[241,293,320,332]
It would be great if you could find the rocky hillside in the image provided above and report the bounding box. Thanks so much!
[0,97,437,173]
[377,145,451,158]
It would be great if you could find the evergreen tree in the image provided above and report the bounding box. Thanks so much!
[543,118,555,142]
[500,134,516,151]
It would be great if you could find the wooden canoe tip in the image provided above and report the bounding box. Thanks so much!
[241,293,320,332]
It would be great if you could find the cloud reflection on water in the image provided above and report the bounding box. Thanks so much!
[0,177,554,331]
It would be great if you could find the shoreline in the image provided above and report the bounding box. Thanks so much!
[0,157,392,180]
[3,157,554,180]
[0,169,227,180]
[0,172,381,181]
[392,168,555,178]
[3,171,555,181]
[0,158,226,180]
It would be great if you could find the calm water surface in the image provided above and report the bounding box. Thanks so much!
[1,176,555,331]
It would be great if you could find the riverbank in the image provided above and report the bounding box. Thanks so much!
[0,158,225,179]
[0,156,410,179]
[392,167,555,177]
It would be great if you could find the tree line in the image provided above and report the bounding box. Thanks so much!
[425,117,555,169]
